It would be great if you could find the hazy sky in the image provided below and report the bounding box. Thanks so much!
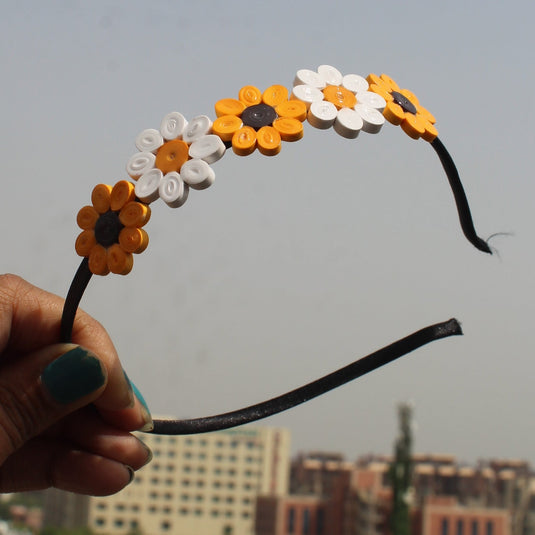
[1,1,534,465]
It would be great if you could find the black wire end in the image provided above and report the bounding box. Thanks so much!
[149,318,462,435]
[431,137,492,255]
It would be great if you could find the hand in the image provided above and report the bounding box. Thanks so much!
[0,274,153,495]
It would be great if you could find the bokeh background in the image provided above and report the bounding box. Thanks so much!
[1,1,533,462]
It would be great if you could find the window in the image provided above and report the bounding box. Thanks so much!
[287,507,296,534]
[317,508,325,535]
[457,519,464,535]
[161,521,171,531]
[471,521,479,535]
[442,518,449,535]
[95,518,105,526]
[486,521,493,535]
[303,509,310,535]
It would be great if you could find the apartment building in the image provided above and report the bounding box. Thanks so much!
[87,426,290,535]
[255,453,535,535]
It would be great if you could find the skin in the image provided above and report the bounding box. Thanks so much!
[0,274,152,496]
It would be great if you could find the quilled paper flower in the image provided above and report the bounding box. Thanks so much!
[212,85,307,156]
[126,112,226,208]
[292,65,387,139]
[75,180,151,275]
[366,73,438,141]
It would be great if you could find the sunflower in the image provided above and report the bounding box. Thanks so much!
[125,112,226,208]
[366,73,438,141]
[75,180,151,275]
[291,65,387,139]
[212,85,307,156]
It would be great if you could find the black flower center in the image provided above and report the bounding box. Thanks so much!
[391,90,417,115]
[94,211,124,247]
[241,103,277,130]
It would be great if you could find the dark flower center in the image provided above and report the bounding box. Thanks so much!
[391,90,417,115]
[241,103,277,130]
[94,211,124,247]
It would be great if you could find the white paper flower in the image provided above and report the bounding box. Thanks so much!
[292,65,387,139]
[125,113,226,208]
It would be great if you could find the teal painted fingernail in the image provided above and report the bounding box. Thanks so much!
[130,380,153,432]
[41,346,106,405]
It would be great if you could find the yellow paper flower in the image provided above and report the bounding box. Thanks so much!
[75,180,151,275]
[212,85,307,156]
[367,73,438,142]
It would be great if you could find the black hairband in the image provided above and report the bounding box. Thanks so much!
[60,66,491,434]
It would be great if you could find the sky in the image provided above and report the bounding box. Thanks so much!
[1,1,534,466]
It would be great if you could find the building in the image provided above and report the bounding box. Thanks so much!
[255,453,535,535]
[256,452,355,535]
[88,426,290,535]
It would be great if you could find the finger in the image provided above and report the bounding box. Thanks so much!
[0,275,136,412]
[59,406,152,470]
[0,343,108,464]
[0,437,134,495]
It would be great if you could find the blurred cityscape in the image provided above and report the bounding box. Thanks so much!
[2,405,535,535]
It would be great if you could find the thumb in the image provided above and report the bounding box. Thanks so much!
[0,344,107,464]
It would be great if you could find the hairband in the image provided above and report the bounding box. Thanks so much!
[60,66,491,434]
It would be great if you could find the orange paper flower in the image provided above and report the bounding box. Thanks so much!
[75,180,150,275]
[367,73,438,141]
[213,85,307,156]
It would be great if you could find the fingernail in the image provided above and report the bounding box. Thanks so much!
[126,465,135,485]
[41,346,106,405]
[138,438,153,467]
[122,371,135,408]
[130,380,153,432]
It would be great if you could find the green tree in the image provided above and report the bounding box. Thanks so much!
[390,403,413,535]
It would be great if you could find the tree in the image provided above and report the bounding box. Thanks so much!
[390,403,413,535]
